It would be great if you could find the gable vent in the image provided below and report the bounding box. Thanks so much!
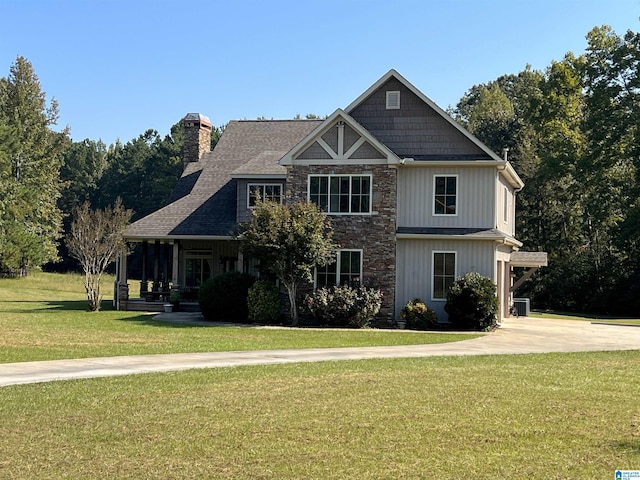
[386,90,400,109]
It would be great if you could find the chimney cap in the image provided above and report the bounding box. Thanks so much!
[184,113,212,127]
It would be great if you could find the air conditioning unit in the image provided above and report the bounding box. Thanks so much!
[513,298,530,317]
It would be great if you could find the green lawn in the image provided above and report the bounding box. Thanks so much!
[0,272,479,363]
[1,351,639,479]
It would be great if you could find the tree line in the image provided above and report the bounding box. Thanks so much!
[1,24,638,315]
[454,26,639,315]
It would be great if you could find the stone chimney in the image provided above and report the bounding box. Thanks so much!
[183,113,213,168]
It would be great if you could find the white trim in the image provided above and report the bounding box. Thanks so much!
[307,173,373,215]
[125,235,236,241]
[431,250,457,301]
[247,182,283,208]
[314,248,364,289]
[316,137,338,160]
[386,90,400,109]
[432,174,458,217]
[280,109,400,166]
[396,233,523,247]
[503,186,509,224]
[231,174,287,179]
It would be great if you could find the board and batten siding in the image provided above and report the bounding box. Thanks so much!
[396,238,496,321]
[397,166,496,228]
[496,173,516,237]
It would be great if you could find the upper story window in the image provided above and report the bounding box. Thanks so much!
[309,175,372,214]
[503,186,509,223]
[248,183,282,208]
[386,91,400,109]
[433,175,457,216]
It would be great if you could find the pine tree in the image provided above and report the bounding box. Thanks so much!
[0,56,68,275]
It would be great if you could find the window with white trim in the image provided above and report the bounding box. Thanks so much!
[316,250,362,288]
[309,175,372,214]
[248,183,282,208]
[386,90,400,109]
[433,175,457,215]
[503,186,509,223]
[432,251,456,300]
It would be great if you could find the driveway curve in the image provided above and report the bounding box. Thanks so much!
[1,316,639,387]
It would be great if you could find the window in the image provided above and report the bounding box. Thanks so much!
[185,252,213,288]
[432,252,456,300]
[316,250,362,288]
[309,175,371,214]
[386,90,400,109]
[503,186,509,223]
[434,175,457,215]
[248,183,282,208]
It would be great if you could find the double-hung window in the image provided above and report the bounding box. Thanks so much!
[248,183,282,208]
[432,252,456,300]
[433,175,457,215]
[316,250,362,288]
[309,175,371,214]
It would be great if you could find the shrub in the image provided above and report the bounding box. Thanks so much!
[303,284,383,328]
[445,272,498,331]
[399,298,438,330]
[198,272,255,322]
[247,280,282,324]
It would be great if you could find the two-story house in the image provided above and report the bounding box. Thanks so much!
[120,69,546,324]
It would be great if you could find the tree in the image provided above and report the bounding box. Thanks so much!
[0,56,68,275]
[239,200,336,325]
[66,200,133,311]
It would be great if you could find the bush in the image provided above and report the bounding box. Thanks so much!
[399,298,438,330]
[445,272,498,331]
[198,272,255,322]
[303,284,383,328]
[247,280,282,324]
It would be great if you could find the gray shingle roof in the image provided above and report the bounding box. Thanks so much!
[125,119,321,239]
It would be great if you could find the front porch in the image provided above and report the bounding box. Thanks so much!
[116,237,255,311]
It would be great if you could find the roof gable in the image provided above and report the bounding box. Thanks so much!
[346,69,505,162]
[280,109,400,166]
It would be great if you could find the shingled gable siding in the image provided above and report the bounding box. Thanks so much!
[286,164,397,326]
[349,78,487,158]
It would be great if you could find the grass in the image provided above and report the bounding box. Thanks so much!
[1,351,639,478]
[530,310,640,326]
[0,272,479,363]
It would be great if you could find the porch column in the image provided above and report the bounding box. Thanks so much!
[140,241,148,297]
[172,242,180,285]
[117,253,129,311]
[162,242,169,286]
[153,240,160,291]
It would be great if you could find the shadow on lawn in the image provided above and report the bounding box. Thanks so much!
[1,300,212,328]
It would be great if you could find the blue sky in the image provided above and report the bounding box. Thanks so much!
[1,0,637,146]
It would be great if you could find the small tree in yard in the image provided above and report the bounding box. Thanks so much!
[239,200,336,326]
[66,200,133,311]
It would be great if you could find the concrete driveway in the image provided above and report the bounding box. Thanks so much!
[1,316,639,387]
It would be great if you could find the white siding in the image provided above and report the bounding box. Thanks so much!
[397,166,496,228]
[496,173,516,236]
[396,238,496,321]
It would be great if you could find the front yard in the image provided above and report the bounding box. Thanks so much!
[1,351,639,478]
[0,272,478,363]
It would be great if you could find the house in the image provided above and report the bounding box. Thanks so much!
[120,69,547,324]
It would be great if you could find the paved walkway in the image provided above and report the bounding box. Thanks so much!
[1,316,639,387]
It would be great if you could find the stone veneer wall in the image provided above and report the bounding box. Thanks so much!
[286,164,397,326]
[183,120,212,167]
